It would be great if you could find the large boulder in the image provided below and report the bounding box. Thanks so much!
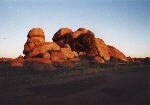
[60,48,75,59]
[51,47,76,63]
[51,52,67,63]
[72,28,88,39]
[23,28,45,56]
[28,42,60,58]
[107,45,128,61]
[70,29,97,56]
[52,28,73,47]
[95,38,110,61]
[27,37,45,46]
[27,28,45,39]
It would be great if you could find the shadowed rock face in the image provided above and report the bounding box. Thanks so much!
[21,27,128,67]
[70,30,97,56]
[52,28,73,47]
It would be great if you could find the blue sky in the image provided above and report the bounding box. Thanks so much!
[0,0,150,58]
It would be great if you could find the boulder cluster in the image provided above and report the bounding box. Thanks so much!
[11,28,128,67]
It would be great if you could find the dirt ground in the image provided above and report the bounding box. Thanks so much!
[0,66,150,105]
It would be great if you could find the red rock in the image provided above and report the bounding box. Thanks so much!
[28,42,60,58]
[77,28,88,32]
[52,28,72,42]
[42,52,50,59]
[23,28,45,56]
[63,44,71,48]
[72,28,88,39]
[60,48,75,59]
[11,55,24,67]
[51,48,76,63]
[27,28,45,39]
[79,52,86,56]
[94,56,105,63]
[27,37,45,46]
[127,56,135,62]
[73,51,78,57]
[72,30,84,39]
[107,45,128,61]
[95,38,110,61]
[24,43,35,52]
[51,52,67,63]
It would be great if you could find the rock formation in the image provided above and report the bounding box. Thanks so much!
[23,28,45,56]
[19,27,129,67]
[95,38,110,61]
[52,28,73,47]
[11,55,24,67]
[107,45,128,61]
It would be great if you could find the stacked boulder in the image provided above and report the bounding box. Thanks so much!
[53,28,128,63]
[20,27,128,67]
[23,28,78,66]
[23,28,45,57]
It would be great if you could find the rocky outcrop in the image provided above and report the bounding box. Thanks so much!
[95,38,110,61]
[60,48,75,59]
[23,28,45,56]
[72,28,86,39]
[52,28,73,47]
[22,27,128,68]
[28,42,60,58]
[11,55,24,67]
[107,45,128,61]
[27,28,45,38]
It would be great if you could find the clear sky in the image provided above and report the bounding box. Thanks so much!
[0,0,150,58]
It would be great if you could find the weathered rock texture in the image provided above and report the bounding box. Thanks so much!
[21,27,128,67]
[28,42,60,58]
[107,45,128,61]
[23,28,45,56]
[52,28,73,47]
[95,38,110,61]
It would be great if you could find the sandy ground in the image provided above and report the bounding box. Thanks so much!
[0,66,150,105]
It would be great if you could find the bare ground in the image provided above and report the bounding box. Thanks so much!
[0,66,150,105]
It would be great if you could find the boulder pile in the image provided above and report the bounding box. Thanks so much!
[11,27,129,67]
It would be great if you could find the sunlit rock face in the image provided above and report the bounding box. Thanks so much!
[22,27,128,67]
[95,38,110,61]
[23,28,45,57]
[107,45,128,62]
